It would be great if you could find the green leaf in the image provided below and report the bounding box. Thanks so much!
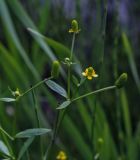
[46,80,67,98]
[17,137,34,160]
[15,128,51,138]
[27,28,71,58]
[0,140,10,157]
[122,32,140,92]
[57,100,71,109]
[0,0,39,80]
[0,98,16,102]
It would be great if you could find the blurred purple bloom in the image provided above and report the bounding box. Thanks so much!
[119,0,129,26]
[63,0,76,18]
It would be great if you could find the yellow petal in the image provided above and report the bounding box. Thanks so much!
[93,74,98,77]
[56,155,61,159]
[61,155,67,160]
[82,72,87,76]
[91,71,95,76]
[85,69,88,73]
[87,76,92,80]
[68,29,74,33]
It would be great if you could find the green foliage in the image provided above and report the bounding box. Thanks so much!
[17,137,34,160]
[57,101,71,110]
[46,80,68,98]
[0,140,11,158]
[15,128,51,138]
[0,98,16,102]
[0,0,139,160]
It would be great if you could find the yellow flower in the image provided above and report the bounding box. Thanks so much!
[82,67,98,80]
[56,151,67,160]
[69,19,81,34]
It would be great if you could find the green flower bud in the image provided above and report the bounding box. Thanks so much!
[69,19,80,34]
[115,73,128,89]
[14,88,21,97]
[98,138,104,144]
[72,20,78,32]
[51,61,60,79]
[65,57,70,63]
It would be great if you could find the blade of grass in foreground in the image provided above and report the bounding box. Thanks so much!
[7,0,56,61]
[122,32,140,93]
[0,0,39,80]
[120,89,138,160]
[17,137,34,160]
[0,44,28,85]
[62,115,92,159]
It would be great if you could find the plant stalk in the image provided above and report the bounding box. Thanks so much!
[43,110,60,160]
[67,33,76,98]
[31,89,43,159]
[72,86,116,102]
[18,77,52,99]
[0,126,14,141]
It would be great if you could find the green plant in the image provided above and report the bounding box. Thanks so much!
[0,19,128,160]
[0,1,139,160]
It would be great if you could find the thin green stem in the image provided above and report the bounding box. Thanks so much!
[18,77,52,99]
[67,65,71,98]
[67,33,76,98]
[55,109,67,136]
[70,33,76,61]
[51,110,60,146]
[0,126,14,141]
[43,110,60,160]
[71,78,86,99]
[32,89,40,128]
[91,97,97,159]
[31,89,43,159]
[12,102,18,135]
[72,86,116,102]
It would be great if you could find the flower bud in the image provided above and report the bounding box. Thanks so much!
[14,88,21,97]
[115,73,128,89]
[65,57,70,63]
[98,138,104,144]
[72,20,78,32]
[51,61,60,79]
[69,19,80,34]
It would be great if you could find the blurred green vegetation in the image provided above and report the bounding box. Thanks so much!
[0,0,140,159]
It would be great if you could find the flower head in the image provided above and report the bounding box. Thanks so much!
[82,67,98,80]
[69,19,80,34]
[56,151,67,160]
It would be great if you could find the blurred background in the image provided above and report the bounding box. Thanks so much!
[0,0,140,159]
